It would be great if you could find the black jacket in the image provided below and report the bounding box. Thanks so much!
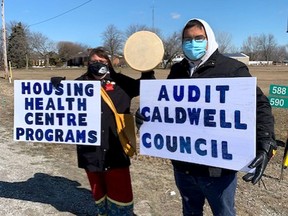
[168,50,275,176]
[76,72,140,172]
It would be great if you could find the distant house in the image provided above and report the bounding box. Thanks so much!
[224,53,250,65]
[67,51,89,67]
[171,54,184,63]
[248,61,273,66]
[67,50,123,67]
[169,53,250,66]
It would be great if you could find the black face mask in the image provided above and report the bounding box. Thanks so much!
[88,62,109,76]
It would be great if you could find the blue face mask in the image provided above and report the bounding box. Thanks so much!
[182,39,207,61]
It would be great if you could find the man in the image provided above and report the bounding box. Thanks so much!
[167,19,276,216]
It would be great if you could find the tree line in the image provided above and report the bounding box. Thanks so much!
[1,22,288,69]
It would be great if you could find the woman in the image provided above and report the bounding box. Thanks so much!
[76,47,153,216]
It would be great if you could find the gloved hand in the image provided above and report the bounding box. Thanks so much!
[242,139,277,184]
[140,70,155,79]
[50,76,66,88]
[135,108,145,130]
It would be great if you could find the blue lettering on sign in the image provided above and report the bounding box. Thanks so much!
[222,141,233,159]
[21,82,95,96]
[15,127,98,144]
[35,129,44,141]
[46,98,56,110]
[173,85,184,102]
[78,98,87,111]
[179,136,192,154]
[33,82,42,95]
[25,113,33,124]
[55,84,64,95]
[25,98,43,110]
[195,138,207,156]
[45,129,53,141]
[164,107,173,123]
[67,113,77,126]
[15,127,25,139]
[43,83,53,95]
[216,85,229,103]
[142,133,152,148]
[188,85,200,102]
[74,83,84,96]
[78,113,87,126]
[211,140,218,158]
[21,82,31,94]
[26,128,34,140]
[151,107,162,122]
[175,107,186,124]
[158,85,170,101]
[25,98,34,110]
[187,108,201,125]
[65,130,75,142]
[154,134,164,149]
[166,136,177,152]
[88,131,97,143]
[141,107,151,121]
[235,110,247,130]
[55,129,64,142]
[85,84,94,97]
[204,109,216,127]
[45,113,54,125]
[35,98,43,110]
[205,85,211,103]
[35,112,44,125]
[140,133,234,160]
[220,110,232,128]
[66,98,75,110]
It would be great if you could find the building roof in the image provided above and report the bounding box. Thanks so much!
[223,53,249,58]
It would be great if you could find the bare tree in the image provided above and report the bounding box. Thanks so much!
[242,34,278,62]
[125,24,149,39]
[125,24,162,41]
[271,45,287,63]
[57,41,88,63]
[29,32,56,67]
[241,36,261,61]
[163,31,182,68]
[215,31,233,53]
[257,33,277,62]
[102,24,123,59]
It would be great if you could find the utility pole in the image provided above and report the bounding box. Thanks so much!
[286,17,288,33]
[1,0,8,79]
[152,0,155,32]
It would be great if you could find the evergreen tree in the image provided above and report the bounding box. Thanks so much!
[7,22,28,68]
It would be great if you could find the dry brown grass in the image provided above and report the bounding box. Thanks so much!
[1,65,288,215]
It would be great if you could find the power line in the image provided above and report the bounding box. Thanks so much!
[28,0,92,27]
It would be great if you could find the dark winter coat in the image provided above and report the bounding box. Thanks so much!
[168,49,275,176]
[76,72,140,172]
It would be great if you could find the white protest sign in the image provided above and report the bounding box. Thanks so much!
[14,80,101,145]
[140,77,256,172]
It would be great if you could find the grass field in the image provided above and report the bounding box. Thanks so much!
[1,65,288,215]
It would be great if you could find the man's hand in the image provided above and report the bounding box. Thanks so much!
[50,76,66,88]
[242,139,277,184]
[135,108,145,130]
[242,150,269,184]
[140,71,155,79]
